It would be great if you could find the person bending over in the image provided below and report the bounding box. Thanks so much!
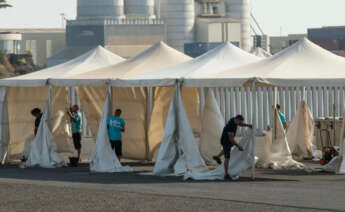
[67,105,83,160]
[107,109,125,161]
[213,115,252,180]
[31,108,43,136]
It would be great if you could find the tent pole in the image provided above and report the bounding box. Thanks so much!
[251,82,257,180]
[47,86,52,131]
[145,87,153,161]
[273,87,278,140]
[333,87,336,147]
[301,87,306,100]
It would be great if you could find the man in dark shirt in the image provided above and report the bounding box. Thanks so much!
[31,108,43,136]
[213,115,252,179]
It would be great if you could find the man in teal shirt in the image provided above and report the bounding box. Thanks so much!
[277,104,287,129]
[107,109,125,161]
[67,105,83,160]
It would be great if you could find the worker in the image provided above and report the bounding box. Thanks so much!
[277,104,287,129]
[107,109,125,161]
[213,115,252,180]
[67,105,83,161]
[31,108,43,136]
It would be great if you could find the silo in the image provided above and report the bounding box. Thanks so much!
[225,0,251,51]
[77,0,125,20]
[125,0,156,19]
[162,0,195,51]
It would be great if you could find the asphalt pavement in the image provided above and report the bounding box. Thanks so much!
[0,162,344,212]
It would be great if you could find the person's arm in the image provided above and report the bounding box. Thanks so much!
[239,123,253,128]
[228,132,243,151]
[283,122,288,129]
[66,109,76,122]
[121,120,125,132]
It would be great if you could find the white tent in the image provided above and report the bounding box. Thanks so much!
[122,42,260,161]
[198,89,224,164]
[153,86,208,176]
[286,100,314,160]
[257,108,304,170]
[21,88,64,168]
[0,46,124,162]
[250,47,271,58]
[184,129,254,180]
[0,46,124,87]
[51,42,192,86]
[184,38,345,87]
[89,88,131,173]
[52,42,194,161]
[135,42,261,80]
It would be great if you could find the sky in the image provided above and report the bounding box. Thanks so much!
[0,0,344,36]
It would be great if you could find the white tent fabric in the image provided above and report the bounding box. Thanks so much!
[184,39,345,87]
[323,109,345,174]
[22,89,64,168]
[54,42,191,87]
[153,87,208,176]
[257,109,304,170]
[7,87,48,159]
[0,87,9,164]
[286,100,313,160]
[199,89,224,164]
[0,46,124,87]
[90,89,131,173]
[51,87,74,153]
[250,48,272,58]
[184,129,254,180]
[76,42,194,160]
[136,42,261,81]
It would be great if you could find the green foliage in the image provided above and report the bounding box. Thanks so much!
[24,50,32,56]
[0,0,11,9]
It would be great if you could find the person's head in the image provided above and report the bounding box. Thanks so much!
[31,108,42,118]
[234,115,244,125]
[115,109,122,117]
[71,105,79,113]
[276,104,281,111]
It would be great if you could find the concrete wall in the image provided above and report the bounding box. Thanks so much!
[21,32,66,67]
[195,19,241,43]
[105,23,165,45]
[0,29,66,67]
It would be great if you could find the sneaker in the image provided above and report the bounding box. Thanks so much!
[224,174,231,181]
[213,156,222,165]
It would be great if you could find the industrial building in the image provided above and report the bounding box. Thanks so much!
[308,26,345,57]
[48,0,253,65]
[270,34,306,54]
[0,29,65,67]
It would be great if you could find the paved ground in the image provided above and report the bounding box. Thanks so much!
[0,162,344,212]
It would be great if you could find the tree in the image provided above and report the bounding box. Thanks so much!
[0,0,11,9]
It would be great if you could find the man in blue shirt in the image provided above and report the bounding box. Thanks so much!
[277,104,287,129]
[107,109,125,161]
[67,105,83,160]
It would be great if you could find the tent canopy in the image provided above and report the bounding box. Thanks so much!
[250,47,272,58]
[184,38,345,87]
[53,42,192,87]
[135,42,261,80]
[0,46,124,87]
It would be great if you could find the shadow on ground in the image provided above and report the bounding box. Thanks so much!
[0,162,297,185]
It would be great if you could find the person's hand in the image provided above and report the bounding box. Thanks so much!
[248,124,253,129]
[238,146,244,151]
